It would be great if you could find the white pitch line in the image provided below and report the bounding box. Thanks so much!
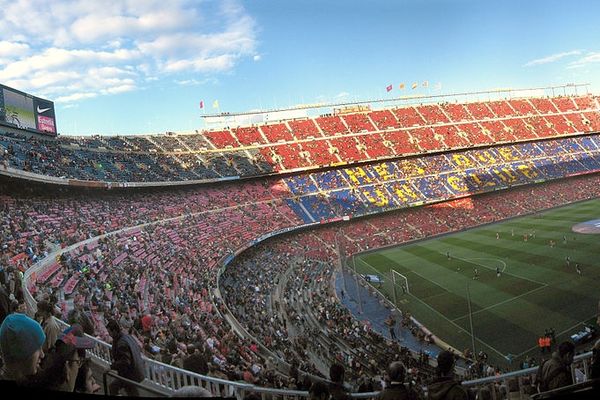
[389,263,508,359]
[514,313,599,358]
[450,254,548,286]
[451,284,548,322]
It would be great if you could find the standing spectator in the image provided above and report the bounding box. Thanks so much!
[379,361,418,400]
[309,380,330,400]
[538,341,575,392]
[328,363,351,400]
[427,350,468,400]
[0,284,10,325]
[106,319,146,396]
[35,300,60,354]
[0,313,46,383]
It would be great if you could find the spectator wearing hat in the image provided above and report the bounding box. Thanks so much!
[427,350,468,400]
[106,319,145,396]
[32,324,95,392]
[0,313,46,383]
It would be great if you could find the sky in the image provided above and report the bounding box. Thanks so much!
[1,0,599,136]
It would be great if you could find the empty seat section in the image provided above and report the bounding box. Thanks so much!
[411,127,441,151]
[329,137,366,162]
[416,104,450,124]
[382,130,419,155]
[288,119,321,139]
[341,113,377,132]
[480,121,516,142]
[392,107,426,127]
[260,123,294,142]
[433,125,469,148]
[456,123,494,145]
[355,133,393,158]
[573,96,597,110]
[525,116,556,138]
[564,113,593,132]
[552,97,577,112]
[529,98,559,114]
[204,130,238,148]
[503,118,538,140]
[233,127,265,145]
[270,143,309,169]
[508,99,537,115]
[368,110,401,129]
[440,103,471,122]
[545,114,577,135]
[315,115,348,136]
[465,102,495,119]
[486,100,515,117]
[302,139,337,165]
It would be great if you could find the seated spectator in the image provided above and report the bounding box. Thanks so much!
[328,363,351,400]
[538,341,575,392]
[0,313,46,383]
[379,361,417,400]
[427,350,468,400]
[32,325,94,392]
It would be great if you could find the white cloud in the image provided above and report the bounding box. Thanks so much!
[524,50,582,67]
[567,52,600,69]
[0,0,258,103]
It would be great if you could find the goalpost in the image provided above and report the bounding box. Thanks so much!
[391,269,409,295]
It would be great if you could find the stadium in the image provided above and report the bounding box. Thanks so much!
[1,2,600,399]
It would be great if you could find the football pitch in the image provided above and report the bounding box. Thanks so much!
[353,198,600,366]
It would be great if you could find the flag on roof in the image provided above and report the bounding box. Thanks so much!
[199,100,204,109]
[213,100,219,109]
[422,81,429,88]
[386,84,393,92]
[399,83,405,89]
[411,82,418,89]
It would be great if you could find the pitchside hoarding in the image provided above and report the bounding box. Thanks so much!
[0,84,57,136]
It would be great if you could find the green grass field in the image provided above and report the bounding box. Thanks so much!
[354,198,600,366]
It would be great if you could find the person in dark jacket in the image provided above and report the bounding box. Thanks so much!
[379,361,418,400]
[539,341,574,391]
[106,319,145,396]
[427,350,468,400]
[328,363,351,400]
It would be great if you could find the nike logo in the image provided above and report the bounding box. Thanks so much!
[37,106,51,113]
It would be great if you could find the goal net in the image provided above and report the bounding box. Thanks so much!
[391,269,410,294]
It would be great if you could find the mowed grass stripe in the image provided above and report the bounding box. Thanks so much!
[354,197,600,365]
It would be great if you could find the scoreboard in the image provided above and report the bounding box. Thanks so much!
[0,83,57,136]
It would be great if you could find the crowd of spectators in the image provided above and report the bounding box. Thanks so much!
[1,95,599,184]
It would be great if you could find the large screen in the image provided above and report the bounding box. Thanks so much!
[0,84,57,136]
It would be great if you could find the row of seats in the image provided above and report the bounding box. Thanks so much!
[282,133,600,222]
[1,95,599,184]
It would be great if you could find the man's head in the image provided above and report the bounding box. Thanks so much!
[0,313,46,378]
[309,381,329,400]
[557,341,575,365]
[388,361,406,383]
[329,363,345,384]
[106,319,121,339]
[436,350,456,376]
